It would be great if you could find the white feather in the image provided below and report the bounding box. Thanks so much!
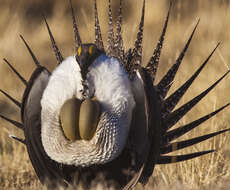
[41,55,135,166]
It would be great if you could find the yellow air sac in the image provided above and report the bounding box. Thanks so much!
[60,98,81,141]
[79,98,100,140]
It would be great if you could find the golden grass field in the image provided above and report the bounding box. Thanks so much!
[0,0,230,189]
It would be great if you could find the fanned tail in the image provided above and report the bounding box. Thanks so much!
[162,43,220,118]
[157,58,230,164]
[163,70,230,132]
[157,150,214,164]
[125,0,145,75]
[20,35,41,67]
[43,15,63,64]
[0,114,24,130]
[146,2,172,83]
[3,58,28,86]
[107,0,115,56]
[149,4,230,168]
[114,0,124,62]
[69,0,82,52]
[157,20,200,99]
[163,103,230,145]
[0,89,21,108]
[94,0,104,50]
[161,129,230,154]
[131,0,145,66]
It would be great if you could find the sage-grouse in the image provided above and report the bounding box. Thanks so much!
[1,0,230,189]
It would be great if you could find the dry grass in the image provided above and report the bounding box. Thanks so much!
[0,0,230,189]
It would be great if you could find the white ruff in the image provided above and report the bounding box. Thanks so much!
[41,55,135,167]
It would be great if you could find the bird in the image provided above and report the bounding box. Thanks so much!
[0,0,230,189]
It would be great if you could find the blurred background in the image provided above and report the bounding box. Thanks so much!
[0,0,230,189]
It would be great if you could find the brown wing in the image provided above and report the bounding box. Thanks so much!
[135,67,162,185]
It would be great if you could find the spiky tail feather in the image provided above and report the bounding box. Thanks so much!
[0,114,24,130]
[43,15,63,64]
[69,0,82,53]
[157,150,214,164]
[94,0,104,50]
[146,1,172,83]
[163,102,230,145]
[0,89,21,108]
[3,58,28,86]
[147,3,230,168]
[161,43,220,118]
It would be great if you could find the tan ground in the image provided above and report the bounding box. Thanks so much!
[0,0,230,189]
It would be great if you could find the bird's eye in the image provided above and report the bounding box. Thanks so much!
[77,46,82,56]
[89,45,95,56]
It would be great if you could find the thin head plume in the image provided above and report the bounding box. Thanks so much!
[43,15,64,65]
[0,89,21,108]
[19,35,40,67]
[0,114,24,130]
[146,1,172,83]
[162,43,220,118]
[132,0,145,66]
[107,0,115,56]
[157,19,200,99]
[3,58,28,86]
[69,0,82,52]
[114,0,124,60]
[94,0,104,50]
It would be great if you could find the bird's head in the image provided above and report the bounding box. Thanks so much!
[76,43,104,81]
